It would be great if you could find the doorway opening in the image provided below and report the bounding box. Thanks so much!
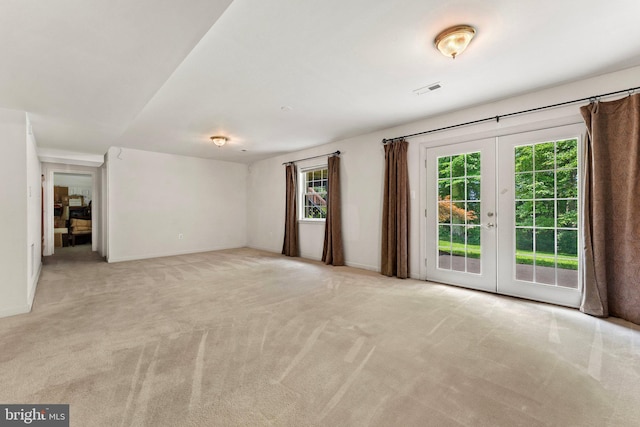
[51,172,94,257]
[423,123,584,308]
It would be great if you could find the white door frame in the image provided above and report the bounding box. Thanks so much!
[44,168,99,255]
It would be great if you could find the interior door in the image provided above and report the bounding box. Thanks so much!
[496,124,583,307]
[426,139,497,292]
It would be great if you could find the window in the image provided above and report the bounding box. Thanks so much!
[300,166,328,220]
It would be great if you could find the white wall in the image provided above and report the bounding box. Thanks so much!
[247,65,640,277]
[107,147,248,262]
[248,139,383,270]
[26,116,42,304]
[0,108,34,317]
[0,108,28,316]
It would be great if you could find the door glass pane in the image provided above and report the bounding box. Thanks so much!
[438,225,452,270]
[466,178,480,200]
[467,202,480,225]
[557,229,578,288]
[451,179,465,200]
[438,156,451,178]
[451,225,465,272]
[535,229,556,285]
[556,140,578,169]
[515,228,534,281]
[534,142,554,170]
[466,152,481,176]
[514,139,579,287]
[452,202,466,224]
[515,146,533,172]
[534,171,554,198]
[437,155,453,271]
[557,200,577,228]
[535,200,555,227]
[438,197,451,224]
[437,152,481,274]
[451,155,466,177]
[438,179,450,199]
[515,172,533,199]
[515,201,533,226]
[556,170,578,198]
[467,226,481,274]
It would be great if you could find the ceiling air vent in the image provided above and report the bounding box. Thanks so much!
[413,82,442,96]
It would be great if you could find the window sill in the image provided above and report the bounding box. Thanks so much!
[298,219,326,224]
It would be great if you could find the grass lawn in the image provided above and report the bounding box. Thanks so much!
[438,241,578,270]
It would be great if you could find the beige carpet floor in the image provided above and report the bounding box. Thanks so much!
[1,246,639,426]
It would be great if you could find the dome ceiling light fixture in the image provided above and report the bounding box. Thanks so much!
[210,135,228,147]
[434,25,476,59]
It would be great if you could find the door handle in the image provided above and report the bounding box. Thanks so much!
[485,222,495,229]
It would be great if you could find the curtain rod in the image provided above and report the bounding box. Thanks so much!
[282,150,340,165]
[381,85,640,144]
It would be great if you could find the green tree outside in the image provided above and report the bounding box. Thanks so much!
[438,139,578,271]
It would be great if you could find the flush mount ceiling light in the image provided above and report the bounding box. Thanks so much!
[210,136,228,147]
[434,25,476,59]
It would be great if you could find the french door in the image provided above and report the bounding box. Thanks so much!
[426,138,497,292]
[425,124,583,308]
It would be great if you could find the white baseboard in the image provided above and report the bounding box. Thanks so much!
[299,252,322,262]
[27,262,42,310]
[0,304,31,319]
[107,245,247,263]
[247,245,382,273]
[246,244,280,254]
[246,245,318,261]
[344,260,379,272]
[0,262,41,319]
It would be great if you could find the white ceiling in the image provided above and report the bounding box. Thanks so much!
[2,0,640,163]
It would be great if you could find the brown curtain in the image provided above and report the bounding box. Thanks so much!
[322,155,345,265]
[580,94,640,324]
[282,164,299,257]
[381,139,410,278]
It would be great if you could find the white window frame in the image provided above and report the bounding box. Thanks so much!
[298,164,328,223]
